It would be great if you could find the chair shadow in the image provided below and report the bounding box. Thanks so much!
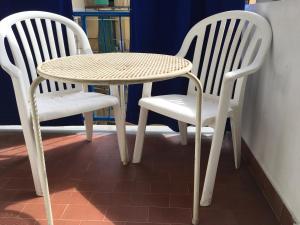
[0,208,40,225]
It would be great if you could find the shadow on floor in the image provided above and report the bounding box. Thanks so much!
[0,131,279,225]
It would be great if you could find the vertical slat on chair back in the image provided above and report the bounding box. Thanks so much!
[0,12,88,95]
[177,11,270,104]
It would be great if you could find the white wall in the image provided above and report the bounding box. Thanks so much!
[243,0,300,222]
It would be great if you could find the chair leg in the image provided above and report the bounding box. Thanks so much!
[84,111,93,141]
[178,121,188,145]
[113,104,129,165]
[200,118,227,206]
[22,121,43,196]
[230,110,242,169]
[132,107,148,163]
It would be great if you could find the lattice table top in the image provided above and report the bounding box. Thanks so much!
[37,53,192,85]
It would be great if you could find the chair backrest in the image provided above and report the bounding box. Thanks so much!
[0,11,92,99]
[177,10,272,103]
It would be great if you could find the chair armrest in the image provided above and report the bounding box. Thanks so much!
[0,48,23,80]
[1,64,21,79]
[217,63,261,114]
[224,63,260,82]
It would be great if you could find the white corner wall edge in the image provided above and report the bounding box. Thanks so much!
[244,0,300,223]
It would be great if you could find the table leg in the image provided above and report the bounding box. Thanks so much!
[30,76,54,225]
[111,85,129,165]
[184,72,203,225]
[119,84,129,164]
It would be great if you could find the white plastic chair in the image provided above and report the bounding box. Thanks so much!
[0,11,128,199]
[132,10,272,212]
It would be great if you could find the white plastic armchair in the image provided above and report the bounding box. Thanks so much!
[132,10,272,208]
[0,11,128,198]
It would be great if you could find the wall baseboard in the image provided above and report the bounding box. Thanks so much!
[242,139,295,225]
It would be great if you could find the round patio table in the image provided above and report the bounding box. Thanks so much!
[31,52,202,225]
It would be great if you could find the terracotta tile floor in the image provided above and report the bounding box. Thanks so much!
[0,130,279,225]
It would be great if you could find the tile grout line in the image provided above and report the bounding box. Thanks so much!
[18,201,29,218]
[60,203,70,219]
[147,206,150,222]
[17,202,27,219]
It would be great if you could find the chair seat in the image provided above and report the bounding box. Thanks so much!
[37,91,119,122]
[139,94,235,126]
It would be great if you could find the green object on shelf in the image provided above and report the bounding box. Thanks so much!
[98,17,117,53]
[95,0,109,5]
